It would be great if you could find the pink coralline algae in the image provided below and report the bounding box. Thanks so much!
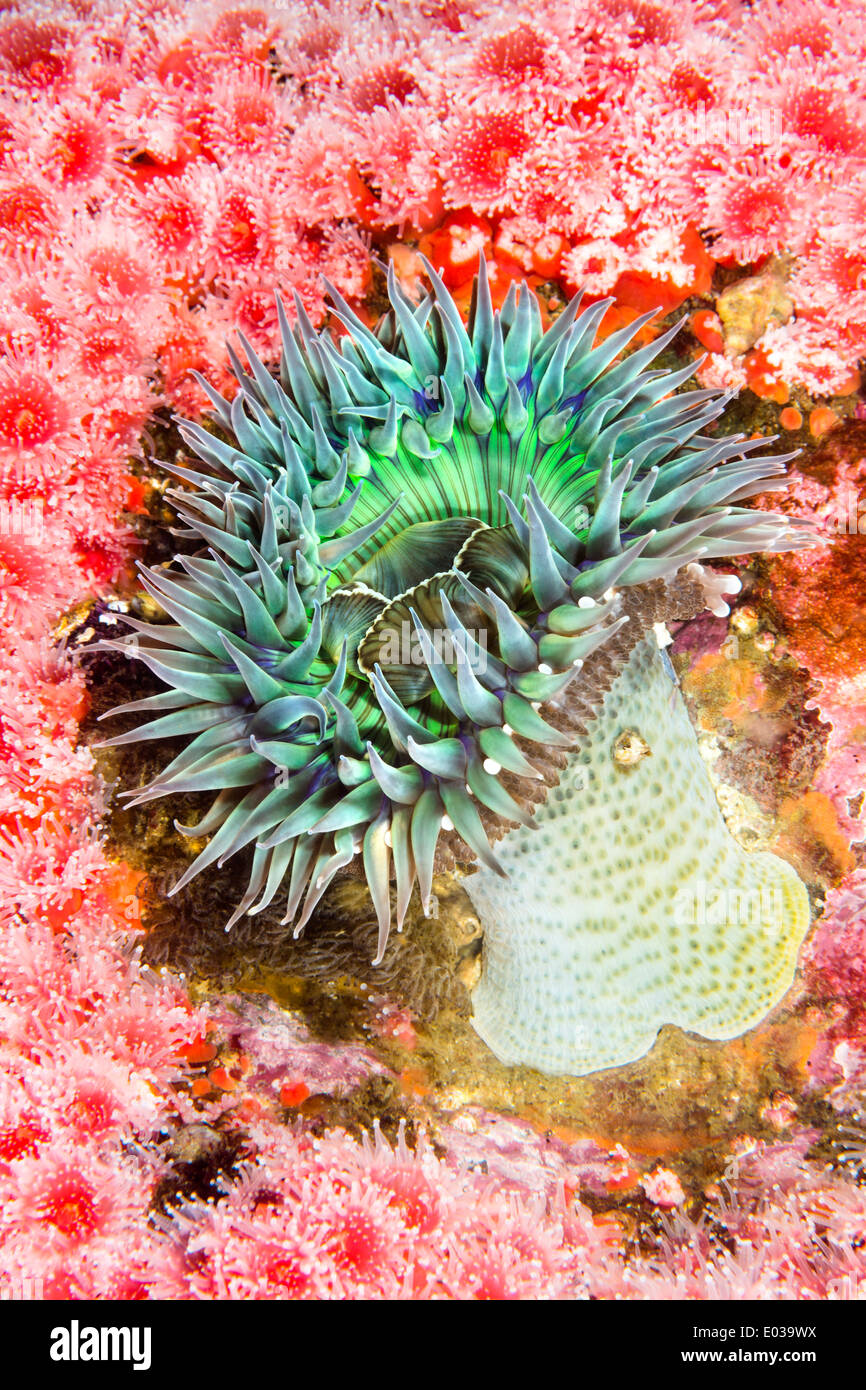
[801,871,866,1101]
[206,993,393,1098]
[1,0,866,1301]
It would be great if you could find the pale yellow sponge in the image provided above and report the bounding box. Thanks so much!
[466,637,811,1076]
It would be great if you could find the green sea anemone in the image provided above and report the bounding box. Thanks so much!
[103,259,813,1076]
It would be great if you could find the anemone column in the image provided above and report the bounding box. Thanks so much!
[466,636,810,1076]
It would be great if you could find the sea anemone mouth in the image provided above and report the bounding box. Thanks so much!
[99,255,814,971]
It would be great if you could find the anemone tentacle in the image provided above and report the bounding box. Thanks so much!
[103,259,811,968]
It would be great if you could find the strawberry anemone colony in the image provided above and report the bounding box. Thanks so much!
[104,263,814,1076]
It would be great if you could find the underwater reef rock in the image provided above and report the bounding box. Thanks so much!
[761,421,866,691]
[716,257,795,359]
[141,866,473,1026]
[100,256,814,1081]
